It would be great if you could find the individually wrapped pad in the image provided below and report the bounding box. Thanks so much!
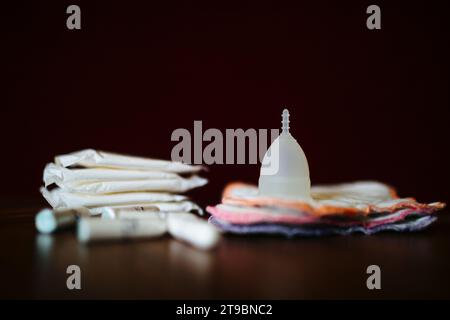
[209,215,437,237]
[52,175,207,194]
[221,181,445,217]
[88,201,204,215]
[41,187,186,209]
[55,149,202,173]
[44,163,180,187]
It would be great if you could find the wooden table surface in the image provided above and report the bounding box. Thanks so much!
[1,204,449,299]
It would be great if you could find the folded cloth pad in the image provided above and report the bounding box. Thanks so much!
[41,149,207,215]
[206,181,445,237]
[209,215,438,237]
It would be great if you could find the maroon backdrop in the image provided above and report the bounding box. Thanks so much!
[2,0,449,209]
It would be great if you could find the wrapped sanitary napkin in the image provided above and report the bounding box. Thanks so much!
[41,149,206,215]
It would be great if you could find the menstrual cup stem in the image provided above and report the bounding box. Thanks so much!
[282,109,290,134]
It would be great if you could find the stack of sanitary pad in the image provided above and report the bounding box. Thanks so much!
[41,149,207,215]
[207,181,445,237]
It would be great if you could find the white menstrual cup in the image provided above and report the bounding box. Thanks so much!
[258,109,311,200]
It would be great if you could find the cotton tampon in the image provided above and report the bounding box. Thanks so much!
[77,217,167,243]
[35,207,91,234]
[166,213,220,250]
[81,210,220,250]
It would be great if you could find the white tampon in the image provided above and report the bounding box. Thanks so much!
[166,213,220,250]
[35,207,91,234]
[101,206,159,219]
[77,217,167,243]
[99,210,220,250]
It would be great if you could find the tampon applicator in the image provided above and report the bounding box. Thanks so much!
[35,207,91,234]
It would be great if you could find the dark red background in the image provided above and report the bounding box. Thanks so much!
[2,0,449,209]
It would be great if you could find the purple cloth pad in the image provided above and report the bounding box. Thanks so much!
[208,215,437,237]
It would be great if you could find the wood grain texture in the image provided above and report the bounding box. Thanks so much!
[1,206,449,299]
